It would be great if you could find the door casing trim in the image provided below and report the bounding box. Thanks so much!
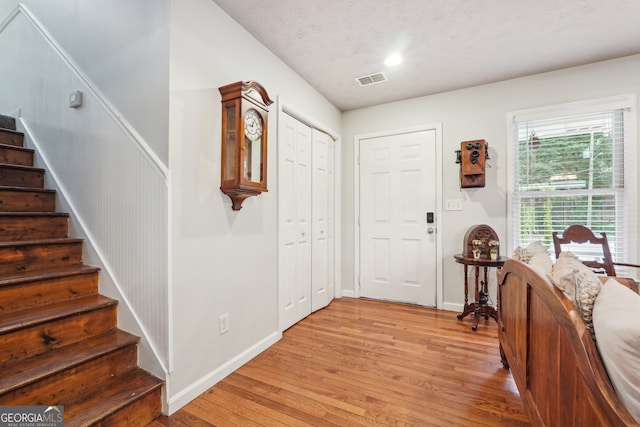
[353,123,443,309]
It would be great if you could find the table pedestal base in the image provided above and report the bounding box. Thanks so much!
[454,254,506,331]
[457,300,498,330]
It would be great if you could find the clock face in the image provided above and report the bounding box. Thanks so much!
[244,109,263,142]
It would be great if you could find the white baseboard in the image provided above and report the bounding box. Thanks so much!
[338,293,465,314]
[166,331,282,414]
[341,289,356,298]
[441,302,464,312]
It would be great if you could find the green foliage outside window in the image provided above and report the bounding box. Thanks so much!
[517,130,618,249]
[518,132,614,190]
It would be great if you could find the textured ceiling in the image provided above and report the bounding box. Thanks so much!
[213,0,640,111]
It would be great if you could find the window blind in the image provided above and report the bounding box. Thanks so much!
[511,105,635,268]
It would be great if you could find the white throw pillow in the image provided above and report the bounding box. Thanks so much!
[593,278,640,423]
[527,252,553,278]
[511,241,549,263]
[550,252,585,303]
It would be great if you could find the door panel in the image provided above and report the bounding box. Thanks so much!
[279,113,312,330]
[327,138,336,300]
[312,129,329,312]
[360,129,437,307]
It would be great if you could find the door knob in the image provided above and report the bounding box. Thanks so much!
[427,227,435,234]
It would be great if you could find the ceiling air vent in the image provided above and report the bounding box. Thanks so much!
[355,71,388,87]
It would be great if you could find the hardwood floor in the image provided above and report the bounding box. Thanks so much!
[153,298,530,426]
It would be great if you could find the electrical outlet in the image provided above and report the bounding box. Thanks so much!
[219,313,230,335]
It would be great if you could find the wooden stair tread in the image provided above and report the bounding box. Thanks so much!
[0,212,68,218]
[0,295,117,334]
[0,163,45,173]
[0,143,32,152]
[0,237,83,247]
[0,329,138,394]
[0,185,55,193]
[0,265,99,287]
[0,128,22,136]
[65,368,163,427]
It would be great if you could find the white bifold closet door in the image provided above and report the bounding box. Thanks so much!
[311,129,329,312]
[327,135,336,303]
[279,113,334,331]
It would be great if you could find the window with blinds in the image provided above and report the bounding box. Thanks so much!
[508,96,636,267]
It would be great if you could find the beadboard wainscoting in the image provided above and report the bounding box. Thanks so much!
[0,5,169,380]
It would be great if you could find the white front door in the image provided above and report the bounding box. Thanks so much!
[359,129,437,307]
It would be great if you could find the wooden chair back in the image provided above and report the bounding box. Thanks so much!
[552,224,616,276]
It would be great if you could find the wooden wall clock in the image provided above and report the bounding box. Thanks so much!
[218,81,273,210]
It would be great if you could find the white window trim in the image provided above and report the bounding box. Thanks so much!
[506,94,637,265]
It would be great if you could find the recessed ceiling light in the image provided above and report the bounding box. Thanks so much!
[384,53,403,66]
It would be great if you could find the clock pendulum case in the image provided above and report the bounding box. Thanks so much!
[218,81,273,210]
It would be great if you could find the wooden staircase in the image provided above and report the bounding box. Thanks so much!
[0,118,163,426]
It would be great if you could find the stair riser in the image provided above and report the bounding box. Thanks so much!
[0,305,117,365]
[60,370,162,426]
[0,272,98,314]
[0,215,68,240]
[0,116,16,131]
[0,189,56,212]
[0,242,82,275]
[0,167,44,188]
[0,131,23,147]
[0,146,33,166]
[0,344,138,406]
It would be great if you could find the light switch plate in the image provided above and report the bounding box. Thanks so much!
[445,199,462,211]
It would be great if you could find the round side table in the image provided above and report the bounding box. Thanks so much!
[454,254,507,330]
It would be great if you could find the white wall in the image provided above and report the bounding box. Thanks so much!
[342,55,640,309]
[167,0,341,411]
[0,0,170,164]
